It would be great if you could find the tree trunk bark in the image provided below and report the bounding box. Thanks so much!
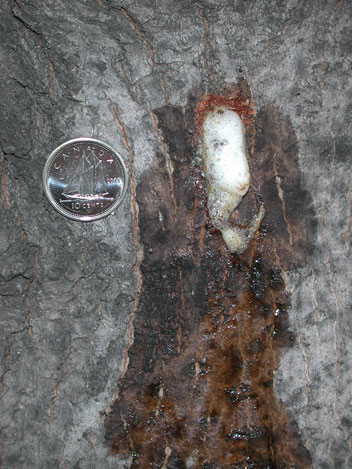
[0,1,351,468]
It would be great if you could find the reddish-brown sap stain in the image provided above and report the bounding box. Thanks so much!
[105,86,315,468]
[194,82,256,134]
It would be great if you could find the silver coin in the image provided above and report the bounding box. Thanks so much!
[43,138,128,222]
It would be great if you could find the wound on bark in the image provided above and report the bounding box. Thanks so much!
[105,88,315,468]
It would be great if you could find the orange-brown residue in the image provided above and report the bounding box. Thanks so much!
[48,60,55,96]
[195,89,255,134]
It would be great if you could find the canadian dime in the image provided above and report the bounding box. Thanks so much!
[43,138,128,221]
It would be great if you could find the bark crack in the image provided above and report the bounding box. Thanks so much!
[46,344,73,427]
[12,2,42,39]
[47,60,55,96]
[273,150,294,246]
[119,7,169,104]
[194,2,219,87]
[108,101,143,404]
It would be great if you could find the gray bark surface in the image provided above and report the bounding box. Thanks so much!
[0,0,351,468]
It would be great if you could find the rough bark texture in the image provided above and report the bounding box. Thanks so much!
[0,1,351,468]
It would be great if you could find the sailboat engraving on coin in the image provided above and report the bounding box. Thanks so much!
[61,148,112,201]
[43,138,128,221]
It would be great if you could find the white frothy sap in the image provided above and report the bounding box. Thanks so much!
[201,106,264,253]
